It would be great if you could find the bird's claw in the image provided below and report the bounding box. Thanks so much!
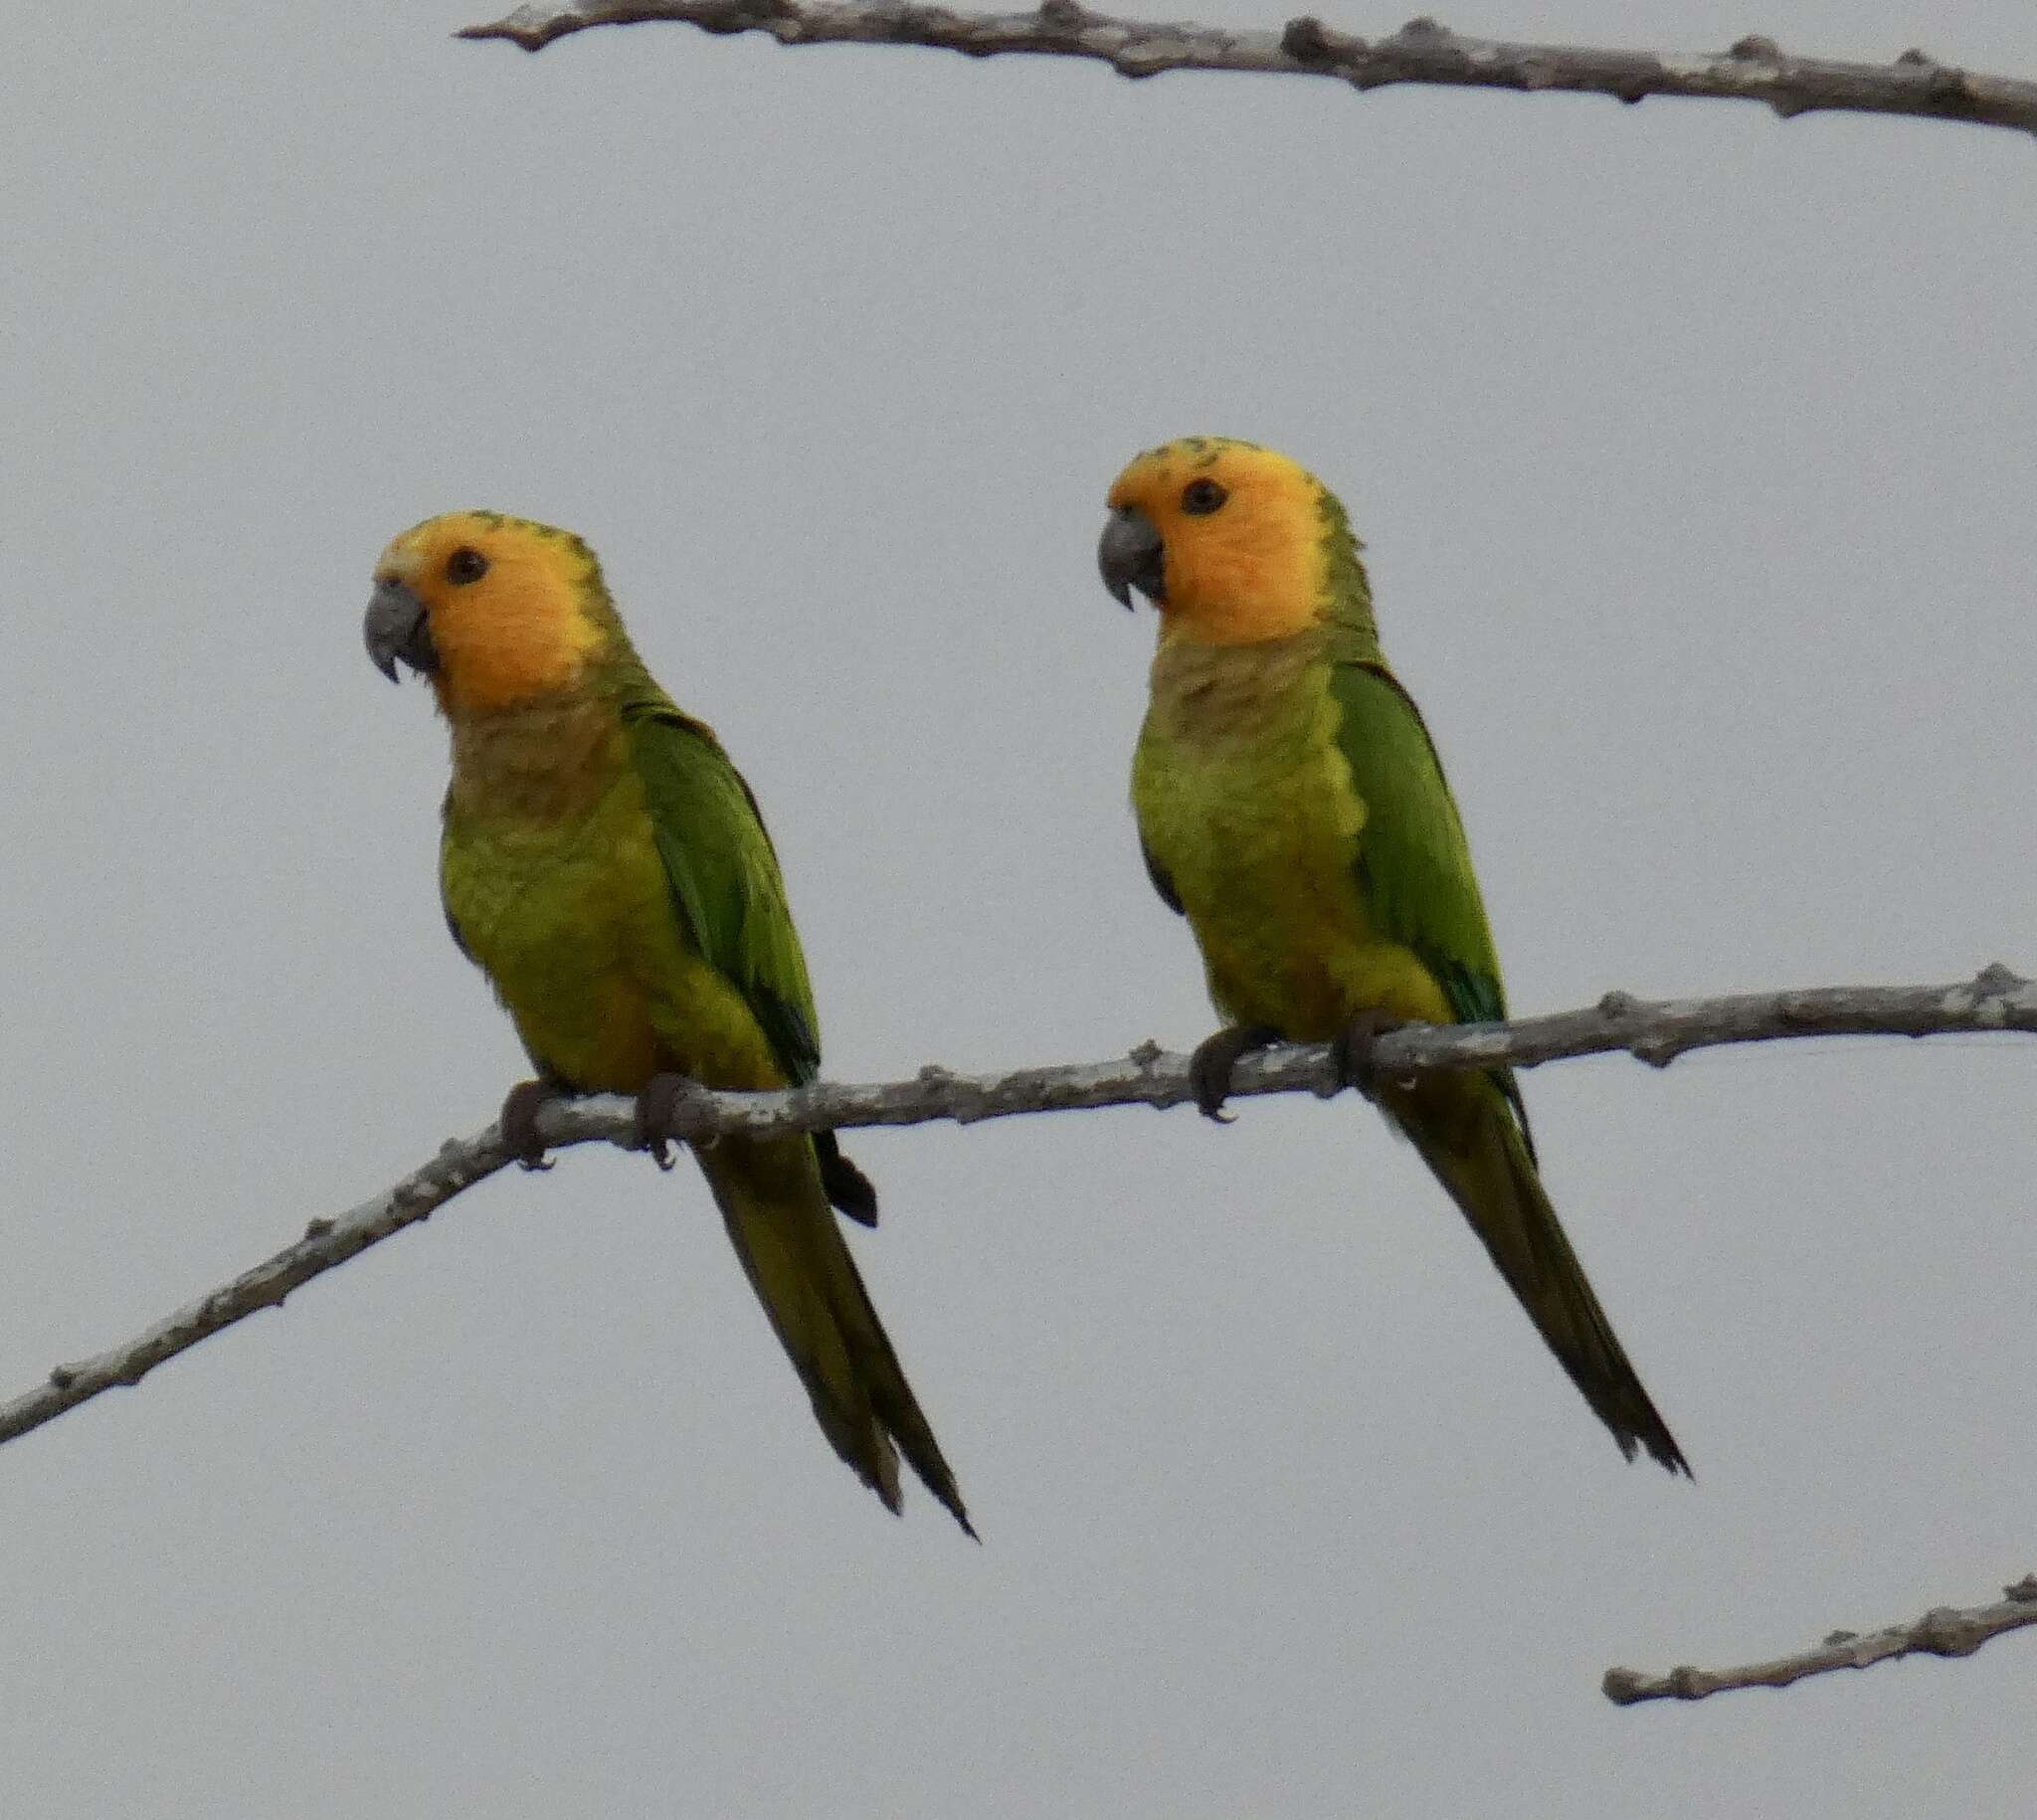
[1331,1010,1411,1102]
[635,1071,704,1172]
[499,1079,559,1172]
[1187,1023,1282,1122]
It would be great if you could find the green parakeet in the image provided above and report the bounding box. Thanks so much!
[1100,438,1686,1473]
[366,509,972,1529]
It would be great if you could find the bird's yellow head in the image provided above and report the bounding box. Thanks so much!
[1099,437,1369,644]
[365,511,617,717]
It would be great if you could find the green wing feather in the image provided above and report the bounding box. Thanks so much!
[622,691,880,1225]
[1327,659,1535,1159]
[620,695,823,1087]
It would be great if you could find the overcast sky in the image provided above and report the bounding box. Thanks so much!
[5,0,2037,1813]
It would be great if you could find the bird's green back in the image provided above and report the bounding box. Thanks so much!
[617,677,824,1089]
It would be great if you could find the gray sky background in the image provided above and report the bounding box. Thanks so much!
[5,0,2036,1812]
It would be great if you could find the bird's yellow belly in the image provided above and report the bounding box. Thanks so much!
[447,802,778,1094]
[1176,811,1378,1038]
[1142,726,1452,1040]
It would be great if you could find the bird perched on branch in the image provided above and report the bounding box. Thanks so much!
[365,510,972,1531]
[1099,438,1686,1473]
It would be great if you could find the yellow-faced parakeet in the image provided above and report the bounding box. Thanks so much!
[1099,439,1686,1473]
[366,511,972,1529]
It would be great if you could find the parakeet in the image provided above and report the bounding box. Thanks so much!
[1099,438,1686,1473]
[365,511,972,1530]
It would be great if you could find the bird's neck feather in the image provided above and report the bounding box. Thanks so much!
[1148,623,1334,748]
[445,689,625,824]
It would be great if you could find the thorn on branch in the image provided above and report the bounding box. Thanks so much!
[1607,65,1655,105]
[1279,16,1335,63]
[1913,1607,1982,1656]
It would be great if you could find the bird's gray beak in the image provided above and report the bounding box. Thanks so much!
[1098,506,1166,610]
[364,579,438,682]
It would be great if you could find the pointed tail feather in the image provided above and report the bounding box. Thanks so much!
[696,1138,976,1534]
[1391,1078,1689,1475]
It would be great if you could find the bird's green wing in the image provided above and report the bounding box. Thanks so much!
[1328,659,1535,1158]
[621,696,823,1087]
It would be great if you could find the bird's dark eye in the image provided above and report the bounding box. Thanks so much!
[447,547,488,585]
[1182,478,1227,515]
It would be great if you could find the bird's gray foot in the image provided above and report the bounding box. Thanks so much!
[635,1070,710,1172]
[499,1079,562,1172]
[1188,1023,1282,1123]
[1331,1010,1412,1102]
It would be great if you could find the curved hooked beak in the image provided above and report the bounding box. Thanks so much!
[1098,506,1166,610]
[364,579,439,682]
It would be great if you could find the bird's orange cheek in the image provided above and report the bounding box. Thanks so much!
[432,610,597,715]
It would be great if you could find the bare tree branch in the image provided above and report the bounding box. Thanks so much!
[458,4,2037,139]
[1604,1575,2037,1705]
[1,964,2030,1452]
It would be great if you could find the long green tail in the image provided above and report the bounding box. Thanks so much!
[697,1137,976,1533]
[1392,1078,1689,1474]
